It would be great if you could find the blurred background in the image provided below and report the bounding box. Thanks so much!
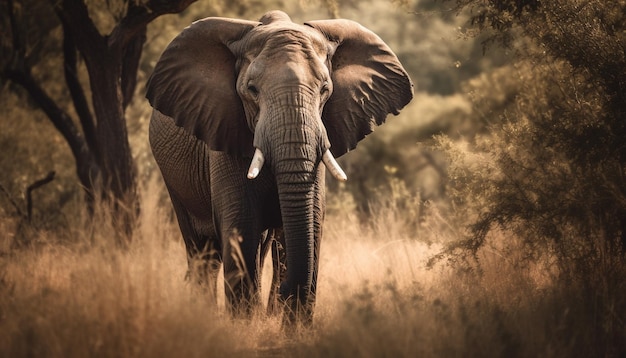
[2,1,626,356]
[0,0,507,232]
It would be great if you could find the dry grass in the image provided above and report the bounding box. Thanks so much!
[0,181,624,357]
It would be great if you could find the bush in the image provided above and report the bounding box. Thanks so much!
[433,2,626,354]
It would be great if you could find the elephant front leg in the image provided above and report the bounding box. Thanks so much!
[186,238,222,299]
[221,226,265,316]
[165,185,222,301]
[210,151,267,317]
[261,228,286,316]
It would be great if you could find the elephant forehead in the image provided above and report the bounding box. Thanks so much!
[247,23,329,59]
[258,50,328,87]
[267,29,325,52]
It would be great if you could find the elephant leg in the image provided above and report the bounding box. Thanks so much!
[166,185,222,301]
[209,151,268,316]
[221,228,264,316]
[263,228,286,316]
[150,110,221,298]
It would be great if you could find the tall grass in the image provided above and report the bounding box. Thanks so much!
[0,179,624,357]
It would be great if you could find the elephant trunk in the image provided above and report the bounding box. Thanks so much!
[272,124,324,322]
[276,166,324,322]
[251,99,328,322]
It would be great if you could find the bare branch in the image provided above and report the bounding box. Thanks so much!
[61,18,99,159]
[7,0,24,58]
[5,0,26,72]
[121,32,145,109]
[5,68,91,168]
[50,0,106,64]
[113,0,197,108]
[109,0,198,49]
[4,1,89,167]
[26,171,55,221]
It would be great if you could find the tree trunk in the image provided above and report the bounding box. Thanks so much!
[4,0,198,240]
[87,54,138,237]
[47,0,197,238]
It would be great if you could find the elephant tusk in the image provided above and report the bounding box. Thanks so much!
[322,149,347,182]
[247,148,265,179]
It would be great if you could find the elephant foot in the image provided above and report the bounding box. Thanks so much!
[266,290,282,316]
[266,232,287,316]
[184,254,221,303]
[279,283,314,327]
[227,300,264,320]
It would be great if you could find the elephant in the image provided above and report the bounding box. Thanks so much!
[146,10,413,324]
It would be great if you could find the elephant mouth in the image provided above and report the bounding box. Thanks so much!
[246,147,347,181]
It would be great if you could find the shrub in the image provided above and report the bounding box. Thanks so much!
[434,2,626,353]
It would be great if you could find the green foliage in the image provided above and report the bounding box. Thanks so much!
[433,3,626,350]
[440,0,626,303]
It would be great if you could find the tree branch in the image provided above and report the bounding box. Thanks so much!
[113,0,197,109]
[4,0,27,76]
[5,1,88,164]
[5,68,91,168]
[50,0,106,64]
[26,171,55,221]
[109,0,198,49]
[7,0,24,58]
[121,31,145,109]
[61,18,99,158]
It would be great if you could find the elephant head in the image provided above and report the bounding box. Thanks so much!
[146,10,413,320]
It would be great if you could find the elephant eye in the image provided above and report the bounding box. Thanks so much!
[320,81,330,95]
[248,85,259,97]
[320,81,332,102]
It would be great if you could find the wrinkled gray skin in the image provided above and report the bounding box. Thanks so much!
[146,10,413,324]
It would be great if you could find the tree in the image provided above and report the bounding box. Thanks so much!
[441,0,626,273]
[433,3,626,354]
[1,0,197,237]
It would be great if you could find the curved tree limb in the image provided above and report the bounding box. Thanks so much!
[5,69,90,170]
[26,171,56,222]
[61,18,99,159]
[115,0,198,109]
[121,32,144,109]
[4,0,198,234]
[50,0,106,65]
[111,0,198,49]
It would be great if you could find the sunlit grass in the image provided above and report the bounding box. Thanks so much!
[0,180,624,357]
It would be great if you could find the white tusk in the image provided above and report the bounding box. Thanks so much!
[247,148,265,179]
[322,150,347,182]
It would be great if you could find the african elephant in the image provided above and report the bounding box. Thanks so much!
[146,10,413,324]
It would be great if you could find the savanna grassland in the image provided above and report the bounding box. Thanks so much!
[1,176,622,357]
[0,190,506,357]
[2,0,626,357]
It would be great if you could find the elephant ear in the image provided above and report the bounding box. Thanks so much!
[305,20,414,157]
[146,18,259,156]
